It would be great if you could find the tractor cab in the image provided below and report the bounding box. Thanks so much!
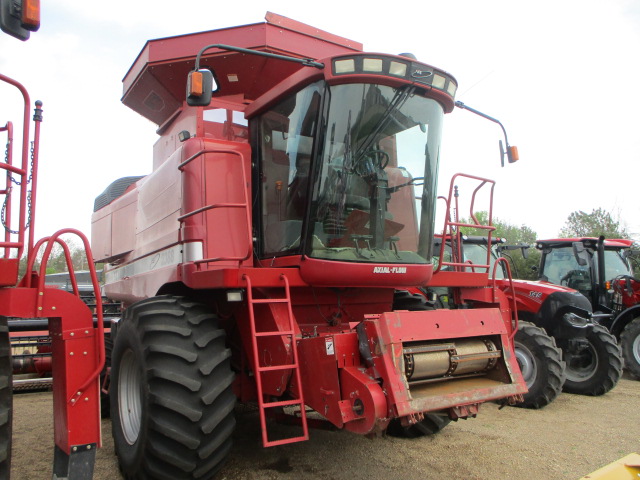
[536,238,634,309]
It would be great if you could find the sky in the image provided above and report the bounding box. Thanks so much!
[1,0,639,249]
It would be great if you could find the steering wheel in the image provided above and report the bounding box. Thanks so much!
[560,269,587,287]
[352,149,390,177]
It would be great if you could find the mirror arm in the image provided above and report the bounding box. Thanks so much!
[194,43,325,71]
[454,100,518,167]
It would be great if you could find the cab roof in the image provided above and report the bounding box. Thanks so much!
[536,238,634,249]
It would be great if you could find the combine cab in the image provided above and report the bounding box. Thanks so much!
[92,13,526,479]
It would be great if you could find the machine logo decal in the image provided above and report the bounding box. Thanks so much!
[373,266,407,274]
[411,69,433,79]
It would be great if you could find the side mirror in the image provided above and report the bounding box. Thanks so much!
[0,0,40,41]
[500,141,519,166]
[572,241,589,267]
[186,69,216,106]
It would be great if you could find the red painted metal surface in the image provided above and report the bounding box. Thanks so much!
[1,72,103,476]
[122,13,361,126]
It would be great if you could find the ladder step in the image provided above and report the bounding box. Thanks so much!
[264,435,309,447]
[258,364,297,372]
[262,398,305,409]
[255,330,294,337]
[251,298,289,304]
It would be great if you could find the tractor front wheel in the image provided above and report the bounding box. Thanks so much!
[0,317,12,478]
[513,321,565,409]
[111,296,236,479]
[620,317,640,379]
[562,324,623,395]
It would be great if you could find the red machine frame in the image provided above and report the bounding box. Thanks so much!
[0,72,103,478]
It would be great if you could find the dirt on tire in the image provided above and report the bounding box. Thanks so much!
[11,375,640,480]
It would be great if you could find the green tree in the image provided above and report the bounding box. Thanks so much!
[457,211,540,280]
[17,237,89,278]
[559,208,628,239]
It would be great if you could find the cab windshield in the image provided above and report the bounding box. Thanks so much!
[311,83,442,263]
[601,249,632,281]
[258,81,443,264]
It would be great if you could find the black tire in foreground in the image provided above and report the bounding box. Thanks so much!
[111,296,236,480]
[0,317,12,478]
[562,323,623,396]
[513,321,566,409]
[620,317,640,379]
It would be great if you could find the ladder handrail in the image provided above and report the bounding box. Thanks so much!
[435,173,496,274]
[178,148,253,264]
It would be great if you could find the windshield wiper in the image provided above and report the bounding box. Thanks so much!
[353,85,415,162]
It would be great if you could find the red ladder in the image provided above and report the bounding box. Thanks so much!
[243,273,309,447]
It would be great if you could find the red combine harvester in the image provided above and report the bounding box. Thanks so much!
[92,14,526,478]
[1,48,104,480]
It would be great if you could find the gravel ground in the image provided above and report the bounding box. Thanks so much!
[11,374,640,480]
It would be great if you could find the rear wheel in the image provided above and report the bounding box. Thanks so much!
[562,324,622,395]
[111,296,236,479]
[620,317,640,379]
[513,322,565,409]
[0,317,12,477]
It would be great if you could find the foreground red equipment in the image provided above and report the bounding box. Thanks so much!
[92,13,526,479]
[0,72,104,478]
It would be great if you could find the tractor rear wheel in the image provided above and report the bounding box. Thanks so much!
[110,296,236,479]
[0,317,12,478]
[513,321,565,409]
[620,317,640,379]
[562,324,622,395]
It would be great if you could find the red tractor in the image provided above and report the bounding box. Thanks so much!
[428,232,622,408]
[535,237,639,379]
[92,13,526,479]
[458,237,621,403]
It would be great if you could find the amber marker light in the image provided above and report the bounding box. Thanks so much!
[188,71,204,97]
[21,0,40,31]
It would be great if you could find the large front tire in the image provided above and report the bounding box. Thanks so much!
[513,321,566,409]
[562,324,623,395]
[0,317,12,478]
[620,317,640,379]
[111,296,236,479]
